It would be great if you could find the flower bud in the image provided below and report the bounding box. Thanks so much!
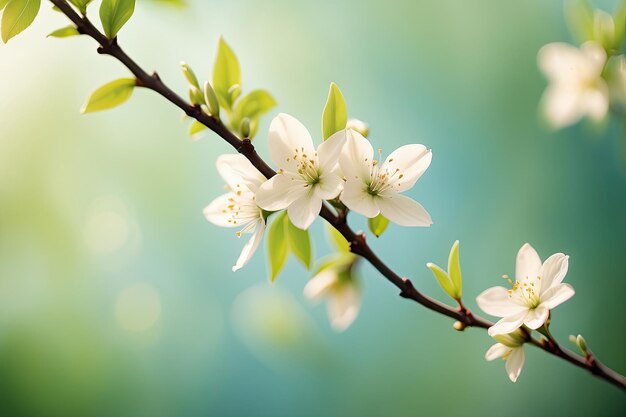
[240,117,251,138]
[189,86,205,105]
[204,81,221,118]
[453,321,466,331]
[346,118,369,138]
[180,62,200,89]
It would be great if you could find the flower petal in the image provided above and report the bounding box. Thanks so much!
[485,343,510,361]
[505,347,525,383]
[381,145,432,192]
[540,283,575,310]
[488,310,528,336]
[232,220,265,272]
[256,173,307,211]
[339,129,373,182]
[203,193,238,227]
[287,193,322,230]
[318,129,347,173]
[340,178,379,218]
[303,269,337,300]
[216,154,266,193]
[538,42,590,83]
[376,194,432,227]
[538,253,568,294]
[315,171,344,200]
[541,85,586,129]
[523,305,549,329]
[583,85,609,121]
[580,41,607,76]
[515,243,542,282]
[327,283,361,332]
[268,113,315,171]
[476,286,527,317]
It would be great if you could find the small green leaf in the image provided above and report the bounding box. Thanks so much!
[1,0,41,43]
[612,1,625,51]
[267,212,289,282]
[99,0,135,39]
[427,263,456,299]
[188,120,206,137]
[368,213,390,237]
[0,0,9,10]
[322,82,347,140]
[231,89,276,128]
[565,0,594,44]
[81,78,135,113]
[327,224,350,253]
[212,36,241,113]
[47,25,80,38]
[68,0,93,14]
[447,240,462,298]
[285,216,312,269]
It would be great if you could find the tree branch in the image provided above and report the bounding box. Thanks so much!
[47,0,626,393]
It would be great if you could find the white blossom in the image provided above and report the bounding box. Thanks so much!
[303,257,361,331]
[538,41,609,129]
[338,129,432,227]
[256,113,346,230]
[204,154,266,272]
[485,332,527,383]
[476,243,575,336]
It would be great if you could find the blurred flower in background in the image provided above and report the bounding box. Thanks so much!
[538,0,626,130]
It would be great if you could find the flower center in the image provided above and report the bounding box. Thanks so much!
[222,184,262,236]
[289,147,320,187]
[366,150,404,196]
[504,274,541,309]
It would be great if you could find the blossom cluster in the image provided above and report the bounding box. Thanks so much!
[205,113,432,329]
[538,3,626,129]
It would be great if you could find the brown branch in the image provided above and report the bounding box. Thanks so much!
[47,0,626,393]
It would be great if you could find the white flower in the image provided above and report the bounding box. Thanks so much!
[485,332,527,383]
[304,257,361,332]
[256,113,346,230]
[338,129,432,227]
[477,243,575,337]
[204,154,266,272]
[538,41,609,129]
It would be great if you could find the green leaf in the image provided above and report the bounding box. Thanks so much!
[81,78,136,113]
[0,0,9,10]
[188,120,206,137]
[447,240,462,298]
[267,212,289,282]
[285,216,312,269]
[99,0,135,39]
[231,89,277,132]
[427,262,456,299]
[322,82,347,140]
[612,1,625,51]
[47,25,80,38]
[212,36,241,113]
[368,213,390,237]
[564,0,594,43]
[327,224,350,253]
[68,0,93,14]
[234,89,276,120]
[1,0,41,43]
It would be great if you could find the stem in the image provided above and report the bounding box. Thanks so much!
[47,0,626,393]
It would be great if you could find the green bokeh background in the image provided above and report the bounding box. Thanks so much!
[1,0,625,416]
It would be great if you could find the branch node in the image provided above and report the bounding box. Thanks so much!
[349,233,367,256]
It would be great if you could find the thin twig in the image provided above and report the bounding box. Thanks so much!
[47,0,626,392]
